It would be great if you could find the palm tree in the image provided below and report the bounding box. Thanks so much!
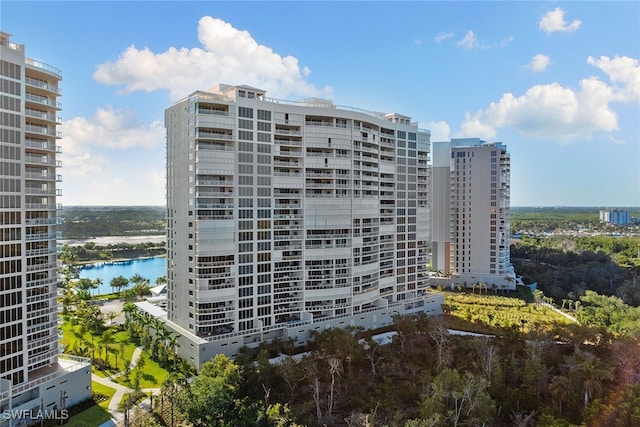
[130,273,148,286]
[165,333,181,371]
[150,317,164,336]
[132,282,151,300]
[105,311,118,325]
[549,375,571,415]
[91,278,102,297]
[99,330,116,367]
[110,275,129,296]
[150,317,166,358]
[122,302,137,325]
[568,352,614,409]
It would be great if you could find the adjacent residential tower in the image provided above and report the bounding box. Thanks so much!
[0,32,91,427]
[162,84,443,367]
[431,138,516,291]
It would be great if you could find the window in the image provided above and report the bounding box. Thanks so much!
[239,130,253,141]
[257,109,271,121]
[239,107,253,118]
[239,119,253,129]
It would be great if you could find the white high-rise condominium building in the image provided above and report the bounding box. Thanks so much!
[0,33,91,426]
[162,84,443,367]
[431,138,516,291]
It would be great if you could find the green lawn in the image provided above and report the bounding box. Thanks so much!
[92,381,117,409]
[61,405,112,427]
[112,354,169,389]
[444,291,575,335]
[61,319,170,389]
[60,322,139,376]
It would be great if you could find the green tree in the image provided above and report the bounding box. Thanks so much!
[99,330,116,366]
[179,355,245,426]
[110,275,129,295]
[418,368,494,427]
[568,352,614,409]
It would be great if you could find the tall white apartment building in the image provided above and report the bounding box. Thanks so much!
[0,33,91,426]
[431,138,516,290]
[163,84,443,367]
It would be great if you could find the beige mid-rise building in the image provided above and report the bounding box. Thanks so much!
[431,138,515,291]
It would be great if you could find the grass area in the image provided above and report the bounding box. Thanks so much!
[112,354,169,389]
[61,317,170,388]
[60,321,138,376]
[92,381,117,409]
[60,405,112,427]
[117,392,150,412]
[51,382,116,427]
[444,291,575,335]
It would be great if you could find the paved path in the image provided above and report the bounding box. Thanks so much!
[540,302,579,323]
[92,346,153,425]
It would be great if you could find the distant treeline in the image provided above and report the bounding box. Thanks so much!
[511,206,640,232]
[59,206,165,238]
[66,241,166,262]
[512,235,640,306]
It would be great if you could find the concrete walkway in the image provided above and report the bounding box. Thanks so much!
[540,302,579,323]
[93,345,156,425]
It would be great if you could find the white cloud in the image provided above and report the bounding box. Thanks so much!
[455,111,497,140]
[93,16,331,101]
[435,32,455,43]
[526,54,551,72]
[501,36,514,47]
[457,56,640,142]
[424,120,451,142]
[62,107,163,154]
[457,30,482,50]
[59,107,166,205]
[539,8,582,33]
[587,55,640,102]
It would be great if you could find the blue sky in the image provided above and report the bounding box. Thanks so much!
[3,1,639,206]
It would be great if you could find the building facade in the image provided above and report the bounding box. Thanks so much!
[599,209,629,226]
[163,84,443,367]
[431,138,516,291]
[0,33,91,427]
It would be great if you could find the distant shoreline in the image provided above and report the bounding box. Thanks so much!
[59,235,166,247]
[77,253,166,267]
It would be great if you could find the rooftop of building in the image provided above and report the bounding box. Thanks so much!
[177,83,430,133]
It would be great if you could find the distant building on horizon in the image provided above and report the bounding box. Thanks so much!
[431,138,516,291]
[599,209,629,226]
[0,32,91,426]
[158,83,443,368]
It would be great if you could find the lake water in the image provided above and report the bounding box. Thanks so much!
[78,257,167,295]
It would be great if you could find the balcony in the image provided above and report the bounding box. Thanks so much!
[25,124,61,138]
[25,57,62,78]
[25,77,60,95]
[25,108,61,124]
[25,93,61,109]
[196,130,233,140]
[25,138,59,152]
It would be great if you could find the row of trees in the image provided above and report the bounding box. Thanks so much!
[124,305,184,374]
[60,241,166,263]
[59,206,165,238]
